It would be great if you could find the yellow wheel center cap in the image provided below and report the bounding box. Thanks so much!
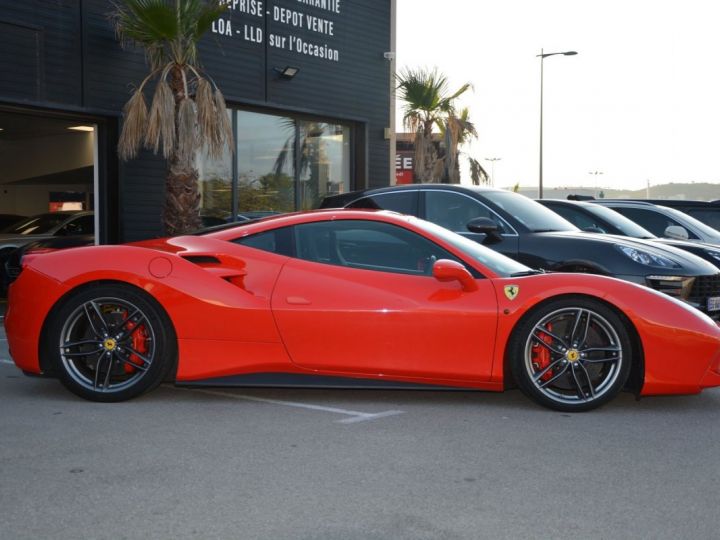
[103,338,117,351]
[566,349,580,363]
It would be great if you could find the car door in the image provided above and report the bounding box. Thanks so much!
[270,219,499,381]
[421,190,520,259]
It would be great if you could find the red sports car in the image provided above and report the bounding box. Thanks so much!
[4,210,720,411]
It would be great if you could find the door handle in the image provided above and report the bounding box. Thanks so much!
[286,296,311,305]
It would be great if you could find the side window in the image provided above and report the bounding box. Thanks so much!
[614,208,698,239]
[424,191,509,234]
[347,191,418,215]
[686,209,720,231]
[294,220,466,276]
[549,205,606,232]
[58,215,95,236]
[233,227,293,255]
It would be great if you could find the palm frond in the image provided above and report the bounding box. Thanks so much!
[195,77,217,147]
[213,87,234,154]
[112,0,177,67]
[145,78,175,157]
[118,88,148,160]
[193,1,229,41]
[273,136,294,178]
[111,0,228,67]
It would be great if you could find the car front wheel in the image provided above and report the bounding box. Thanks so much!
[509,297,633,412]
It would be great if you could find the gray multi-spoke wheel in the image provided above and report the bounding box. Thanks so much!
[46,283,176,402]
[509,297,632,412]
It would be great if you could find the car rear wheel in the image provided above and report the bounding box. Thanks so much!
[46,283,176,402]
[509,297,632,412]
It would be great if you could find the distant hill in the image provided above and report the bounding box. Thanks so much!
[503,182,720,201]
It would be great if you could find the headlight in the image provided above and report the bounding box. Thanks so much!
[706,250,720,264]
[615,245,680,268]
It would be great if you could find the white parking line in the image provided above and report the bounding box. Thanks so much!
[0,334,10,364]
[184,388,404,424]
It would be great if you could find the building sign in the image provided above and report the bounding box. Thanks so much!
[396,152,414,185]
[213,0,343,63]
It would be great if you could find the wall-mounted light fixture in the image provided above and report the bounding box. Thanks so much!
[273,66,300,80]
[67,125,95,132]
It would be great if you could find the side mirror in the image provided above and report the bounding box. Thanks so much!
[466,217,503,244]
[665,225,689,240]
[432,259,478,292]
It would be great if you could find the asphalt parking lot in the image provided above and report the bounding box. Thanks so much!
[2,301,719,540]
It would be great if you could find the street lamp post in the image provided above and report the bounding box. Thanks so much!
[484,157,501,186]
[588,170,603,197]
[538,48,577,199]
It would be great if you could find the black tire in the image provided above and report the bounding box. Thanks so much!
[45,283,176,402]
[509,297,632,412]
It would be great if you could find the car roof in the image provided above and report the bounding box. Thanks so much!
[609,199,718,208]
[203,209,406,238]
[539,199,594,207]
[320,184,505,207]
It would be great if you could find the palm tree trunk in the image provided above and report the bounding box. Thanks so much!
[163,65,201,235]
[414,123,438,183]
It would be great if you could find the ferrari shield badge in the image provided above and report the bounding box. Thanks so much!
[504,284,520,301]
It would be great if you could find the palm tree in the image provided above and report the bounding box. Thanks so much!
[396,67,471,183]
[467,157,490,186]
[111,0,233,235]
[442,107,478,183]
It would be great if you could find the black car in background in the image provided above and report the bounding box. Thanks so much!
[2,234,95,295]
[0,214,25,230]
[538,199,720,270]
[321,185,720,319]
[0,212,94,297]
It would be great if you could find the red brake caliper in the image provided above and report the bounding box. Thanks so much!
[531,323,554,382]
[123,319,149,373]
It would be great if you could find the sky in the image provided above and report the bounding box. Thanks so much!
[396,0,720,191]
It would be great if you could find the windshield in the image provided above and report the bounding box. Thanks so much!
[1,213,70,235]
[411,217,531,277]
[663,206,720,241]
[584,204,656,238]
[481,191,578,232]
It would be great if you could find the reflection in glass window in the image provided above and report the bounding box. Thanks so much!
[294,220,460,276]
[297,122,350,210]
[199,109,352,219]
[197,126,233,223]
[348,191,418,215]
[425,191,510,233]
[234,226,293,256]
[237,111,295,215]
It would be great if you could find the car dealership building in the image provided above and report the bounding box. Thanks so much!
[0,0,395,242]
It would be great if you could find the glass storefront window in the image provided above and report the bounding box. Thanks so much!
[236,111,295,216]
[197,111,233,226]
[200,109,353,220]
[297,121,351,210]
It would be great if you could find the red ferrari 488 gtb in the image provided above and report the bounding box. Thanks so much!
[5,210,720,411]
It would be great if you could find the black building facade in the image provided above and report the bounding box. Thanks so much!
[0,0,393,242]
